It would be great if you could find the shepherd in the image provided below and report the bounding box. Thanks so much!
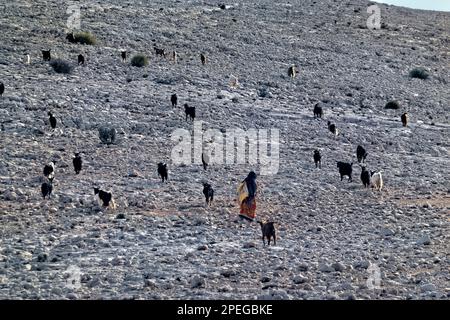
[237,171,257,222]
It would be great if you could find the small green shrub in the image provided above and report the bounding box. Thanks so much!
[74,32,97,45]
[385,100,400,110]
[50,59,73,74]
[409,68,429,80]
[98,127,117,144]
[131,54,149,67]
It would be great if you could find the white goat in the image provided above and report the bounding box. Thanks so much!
[370,171,383,191]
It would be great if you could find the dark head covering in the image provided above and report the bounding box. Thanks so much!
[245,171,257,198]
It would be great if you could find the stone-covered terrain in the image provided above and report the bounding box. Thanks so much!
[0,0,449,299]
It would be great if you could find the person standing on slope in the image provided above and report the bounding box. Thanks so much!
[237,171,257,222]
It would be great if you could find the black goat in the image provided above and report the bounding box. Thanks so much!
[356,145,368,163]
[258,221,276,246]
[157,163,168,182]
[184,104,195,121]
[337,161,353,182]
[202,183,214,206]
[313,103,323,118]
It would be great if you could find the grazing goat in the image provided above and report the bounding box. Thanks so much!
[66,33,76,43]
[327,121,338,136]
[73,153,82,174]
[258,221,276,246]
[41,180,53,199]
[401,113,408,127]
[78,54,85,65]
[313,103,323,118]
[171,94,178,107]
[93,187,116,209]
[0,82,4,97]
[43,161,55,178]
[287,65,297,79]
[313,150,321,168]
[121,51,127,62]
[337,161,353,182]
[154,47,166,57]
[172,51,178,63]
[229,75,239,88]
[202,183,214,206]
[42,50,51,61]
[48,111,57,129]
[360,166,371,188]
[202,152,209,170]
[157,162,168,182]
[356,145,368,163]
[200,53,206,65]
[370,171,383,191]
[184,103,196,121]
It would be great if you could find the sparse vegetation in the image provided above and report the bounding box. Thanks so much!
[74,31,97,45]
[409,67,429,80]
[49,59,73,74]
[98,127,117,144]
[131,54,149,67]
[385,100,401,110]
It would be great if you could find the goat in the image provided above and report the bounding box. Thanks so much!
[48,111,57,129]
[41,180,53,199]
[313,150,321,168]
[172,51,178,63]
[401,113,408,127]
[313,103,323,118]
[184,103,195,121]
[202,183,214,206]
[154,47,166,57]
[66,33,76,43]
[356,145,368,163]
[78,54,85,65]
[73,153,82,174]
[42,50,51,61]
[360,166,371,188]
[93,187,116,209]
[370,171,383,191]
[171,94,178,107]
[337,161,352,182]
[157,162,168,182]
[327,121,338,136]
[288,65,297,79]
[200,53,206,65]
[43,161,56,180]
[258,221,276,246]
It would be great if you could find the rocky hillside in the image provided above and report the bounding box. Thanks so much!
[0,0,449,299]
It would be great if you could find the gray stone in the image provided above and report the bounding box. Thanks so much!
[190,276,206,289]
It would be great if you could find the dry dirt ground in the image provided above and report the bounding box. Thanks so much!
[0,0,449,299]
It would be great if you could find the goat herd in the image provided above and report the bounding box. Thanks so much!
[0,26,411,247]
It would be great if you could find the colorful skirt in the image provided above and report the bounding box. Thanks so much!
[239,197,256,220]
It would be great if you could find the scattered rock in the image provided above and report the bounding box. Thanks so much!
[190,276,206,289]
[243,242,256,249]
[420,283,436,293]
[417,235,431,245]
[318,263,334,273]
[293,275,308,284]
[332,262,345,272]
